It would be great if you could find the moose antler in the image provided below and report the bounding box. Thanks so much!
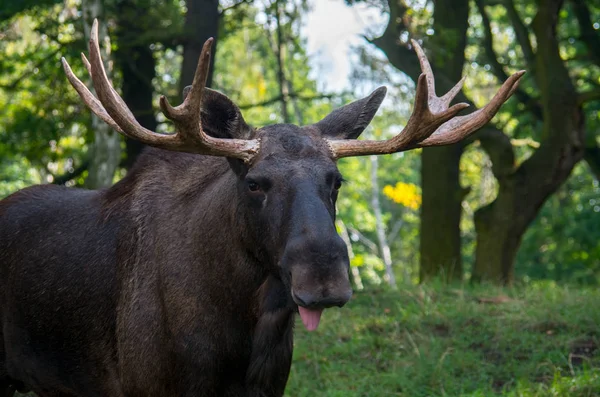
[62,19,260,163]
[327,39,525,159]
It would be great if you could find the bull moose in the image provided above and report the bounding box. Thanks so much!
[0,19,524,397]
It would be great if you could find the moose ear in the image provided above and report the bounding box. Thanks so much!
[315,86,387,140]
[182,86,253,140]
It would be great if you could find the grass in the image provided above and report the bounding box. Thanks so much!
[286,282,600,397]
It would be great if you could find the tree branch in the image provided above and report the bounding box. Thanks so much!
[476,126,516,180]
[571,0,600,66]
[503,0,536,67]
[476,0,542,119]
[51,160,90,185]
[370,0,422,82]
[584,145,600,181]
[237,93,341,110]
[387,218,404,243]
[346,225,379,255]
[0,0,61,22]
[220,0,253,14]
[578,88,600,105]
[0,48,63,90]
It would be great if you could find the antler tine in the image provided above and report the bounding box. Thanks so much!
[327,42,471,159]
[61,57,124,134]
[80,53,136,121]
[160,38,212,121]
[86,19,178,147]
[327,40,525,160]
[411,39,466,109]
[411,40,436,99]
[156,37,260,160]
[63,19,260,162]
[419,70,526,146]
[398,74,470,146]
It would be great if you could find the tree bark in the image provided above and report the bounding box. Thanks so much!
[179,0,219,91]
[419,146,466,282]
[114,0,158,169]
[82,1,122,188]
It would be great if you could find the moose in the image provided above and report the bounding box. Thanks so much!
[0,19,524,397]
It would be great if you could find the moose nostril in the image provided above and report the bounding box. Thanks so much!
[292,291,314,308]
[321,295,350,308]
[292,288,352,309]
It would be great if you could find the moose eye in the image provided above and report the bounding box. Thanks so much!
[333,178,343,190]
[247,181,260,192]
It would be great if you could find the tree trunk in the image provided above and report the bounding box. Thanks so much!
[418,0,469,282]
[372,0,587,285]
[369,0,469,283]
[179,0,219,90]
[370,156,397,288]
[114,0,158,169]
[82,1,121,188]
[473,184,520,283]
[419,146,465,282]
[472,0,585,283]
[268,0,291,124]
[336,220,364,290]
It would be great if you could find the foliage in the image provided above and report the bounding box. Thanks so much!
[0,5,90,191]
[287,282,600,396]
[214,0,331,127]
[1,0,600,286]
[383,181,421,210]
[3,1,600,395]
[517,163,600,285]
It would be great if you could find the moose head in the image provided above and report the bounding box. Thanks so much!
[62,20,524,331]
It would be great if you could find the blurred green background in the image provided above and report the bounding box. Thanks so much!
[1,0,599,395]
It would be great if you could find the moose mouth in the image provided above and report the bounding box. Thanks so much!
[296,306,323,332]
[288,265,353,332]
[290,284,352,332]
[291,290,324,331]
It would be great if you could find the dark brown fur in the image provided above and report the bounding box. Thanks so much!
[0,87,386,396]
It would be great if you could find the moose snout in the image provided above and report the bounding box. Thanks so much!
[292,287,353,309]
[285,235,353,309]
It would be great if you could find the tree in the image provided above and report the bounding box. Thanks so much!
[179,0,219,90]
[471,0,593,283]
[112,0,163,168]
[0,0,62,22]
[365,0,470,282]
[0,2,91,193]
[356,0,598,284]
[81,1,121,188]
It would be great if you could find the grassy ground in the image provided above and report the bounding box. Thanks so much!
[286,283,600,397]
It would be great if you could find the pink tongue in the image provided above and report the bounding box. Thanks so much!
[298,307,323,331]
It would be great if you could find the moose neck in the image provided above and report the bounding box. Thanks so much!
[106,149,270,319]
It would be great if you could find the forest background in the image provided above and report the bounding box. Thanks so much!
[1,0,599,395]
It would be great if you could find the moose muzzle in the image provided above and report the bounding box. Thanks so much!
[284,235,353,331]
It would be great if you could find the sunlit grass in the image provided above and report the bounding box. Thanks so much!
[287,283,600,396]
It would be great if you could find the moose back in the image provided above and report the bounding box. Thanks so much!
[0,20,523,397]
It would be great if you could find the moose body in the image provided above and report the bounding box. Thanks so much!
[1,147,310,396]
[0,19,523,397]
